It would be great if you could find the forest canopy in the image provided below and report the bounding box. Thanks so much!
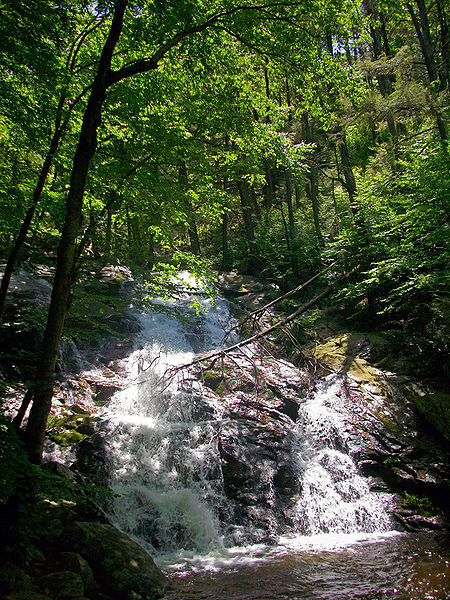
[0,0,448,462]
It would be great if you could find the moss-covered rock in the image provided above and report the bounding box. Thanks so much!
[308,333,384,388]
[413,392,450,442]
[60,522,167,600]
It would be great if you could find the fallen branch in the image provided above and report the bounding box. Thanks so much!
[169,286,333,374]
[226,260,337,336]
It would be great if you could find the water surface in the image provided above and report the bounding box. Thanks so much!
[163,533,449,600]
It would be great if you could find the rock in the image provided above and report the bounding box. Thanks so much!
[393,512,447,531]
[309,333,384,386]
[0,562,32,595]
[59,553,96,594]
[75,434,108,481]
[5,544,45,570]
[413,391,450,442]
[5,592,52,599]
[60,521,167,599]
[36,572,84,599]
[93,383,122,405]
[41,461,77,480]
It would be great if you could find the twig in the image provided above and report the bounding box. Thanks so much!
[226,260,337,335]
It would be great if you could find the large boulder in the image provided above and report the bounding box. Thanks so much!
[413,391,450,442]
[36,572,84,600]
[60,521,167,600]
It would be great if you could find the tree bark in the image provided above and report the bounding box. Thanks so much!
[409,0,441,85]
[407,1,447,140]
[25,0,129,463]
[338,134,358,211]
[436,0,449,89]
[179,162,201,255]
[303,112,324,246]
[0,118,64,323]
[238,179,258,269]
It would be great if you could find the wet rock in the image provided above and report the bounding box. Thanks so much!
[393,511,447,532]
[0,562,32,595]
[93,383,122,406]
[58,553,96,594]
[60,521,167,600]
[413,391,450,442]
[41,461,77,481]
[36,572,84,599]
[75,433,108,482]
[5,592,52,599]
[218,393,298,536]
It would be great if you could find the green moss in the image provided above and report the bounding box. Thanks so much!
[48,430,86,446]
[413,392,450,442]
[402,493,435,517]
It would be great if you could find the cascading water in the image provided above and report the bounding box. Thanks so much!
[103,276,239,554]
[291,376,391,535]
[95,274,393,570]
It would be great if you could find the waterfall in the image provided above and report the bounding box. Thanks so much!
[291,376,391,535]
[92,275,392,564]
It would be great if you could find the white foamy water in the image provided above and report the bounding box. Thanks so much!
[87,274,393,569]
[291,375,392,535]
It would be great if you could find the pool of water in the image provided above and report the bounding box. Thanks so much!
[162,533,450,600]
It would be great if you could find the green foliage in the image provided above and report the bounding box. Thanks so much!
[403,493,435,517]
[254,210,322,283]
[141,252,218,316]
[327,140,449,374]
[0,414,112,543]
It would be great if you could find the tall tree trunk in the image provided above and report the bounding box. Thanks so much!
[263,160,275,209]
[179,162,201,255]
[409,0,442,85]
[338,134,358,212]
[25,0,129,464]
[284,169,299,277]
[436,0,449,89]
[363,0,397,138]
[303,112,324,247]
[238,179,258,269]
[221,212,230,271]
[0,121,64,323]
[407,1,448,139]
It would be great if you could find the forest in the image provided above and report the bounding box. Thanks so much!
[0,1,449,599]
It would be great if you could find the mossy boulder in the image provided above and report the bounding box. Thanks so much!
[36,571,84,600]
[413,392,450,442]
[308,333,384,388]
[60,521,167,600]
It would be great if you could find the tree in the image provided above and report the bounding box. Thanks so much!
[24,0,361,462]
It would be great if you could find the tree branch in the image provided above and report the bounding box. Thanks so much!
[108,2,303,85]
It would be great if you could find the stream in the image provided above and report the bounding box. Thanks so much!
[58,274,450,599]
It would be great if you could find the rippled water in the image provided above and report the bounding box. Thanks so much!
[163,533,450,600]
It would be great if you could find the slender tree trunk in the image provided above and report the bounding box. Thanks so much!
[303,112,324,246]
[363,0,397,138]
[0,124,64,323]
[412,0,442,84]
[104,192,114,265]
[25,0,129,463]
[179,162,201,255]
[436,0,449,89]
[284,169,299,277]
[407,0,448,139]
[338,134,358,211]
[221,212,230,271]
[238,179,258,268]
[263,159,275,209]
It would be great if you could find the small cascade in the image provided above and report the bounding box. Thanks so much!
[103,277,237,553]
[85,274,392,563]
[291,376,391,535]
